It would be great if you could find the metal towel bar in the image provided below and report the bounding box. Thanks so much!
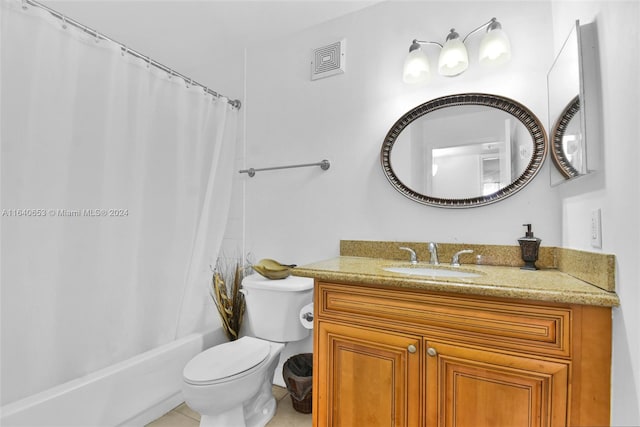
[239,159,330,177]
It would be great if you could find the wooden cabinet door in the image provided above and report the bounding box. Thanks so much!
[316,321,422,427]
[425,340,569,427]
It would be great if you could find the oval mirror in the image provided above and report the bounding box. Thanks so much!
[380,93,547,208]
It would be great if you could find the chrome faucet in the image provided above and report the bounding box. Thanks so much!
[399,247,418,264]
[428,242,439,265]
[451,249,474,267]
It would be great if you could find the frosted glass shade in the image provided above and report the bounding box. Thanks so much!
[438,38,469,76]
[403,48,431,84]
[479,28,511,65]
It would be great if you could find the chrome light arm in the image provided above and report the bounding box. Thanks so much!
[462,17,498,43]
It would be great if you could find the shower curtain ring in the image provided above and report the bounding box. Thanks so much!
[22,0,28,10]
[94,31,100,43]
[61,16,68,29]
[146,56,151,69]
[121,46,128,57]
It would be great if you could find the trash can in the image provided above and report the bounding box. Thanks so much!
[282,353,313,414]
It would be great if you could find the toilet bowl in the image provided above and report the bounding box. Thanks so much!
[183,337,284,427]
[182,274,314,427]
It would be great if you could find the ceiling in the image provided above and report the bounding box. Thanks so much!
[42,1,382,81]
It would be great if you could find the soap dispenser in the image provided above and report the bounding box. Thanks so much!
[518,224,541,270]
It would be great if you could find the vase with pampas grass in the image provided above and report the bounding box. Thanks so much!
[210,255,249,341]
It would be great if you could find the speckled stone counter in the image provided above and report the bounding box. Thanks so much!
[293,256,619,307]
[339,240,616,292]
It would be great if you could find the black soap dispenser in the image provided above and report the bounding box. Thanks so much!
[518,224,541,270]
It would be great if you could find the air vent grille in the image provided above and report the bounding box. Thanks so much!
[311,39,346,80]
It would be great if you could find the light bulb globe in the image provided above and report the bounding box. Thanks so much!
[479,28,511,66]
[403,48,431,84]
[438,38,469,76]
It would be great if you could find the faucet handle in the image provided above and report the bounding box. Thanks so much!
[398,246,418,264]
[451,249,474,267]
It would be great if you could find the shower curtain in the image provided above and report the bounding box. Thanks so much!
[0,0,238,405]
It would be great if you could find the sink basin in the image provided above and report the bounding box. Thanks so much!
[383,266,482,278]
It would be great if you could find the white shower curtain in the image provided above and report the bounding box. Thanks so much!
[0,0,238,405]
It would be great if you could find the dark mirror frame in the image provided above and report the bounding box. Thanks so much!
[550,95,581,179]
[380,93,548,208]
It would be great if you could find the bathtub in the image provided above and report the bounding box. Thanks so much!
[0,329,225,426]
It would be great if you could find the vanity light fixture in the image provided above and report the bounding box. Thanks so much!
[402,17,511,83]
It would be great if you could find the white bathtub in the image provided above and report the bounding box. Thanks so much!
[0,329,225,427]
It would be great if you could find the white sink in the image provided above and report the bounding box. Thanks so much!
[383,266,482,278]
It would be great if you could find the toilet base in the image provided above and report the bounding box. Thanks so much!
[197,395,276,427]
[244,377,278,427]
[199,406,244,427]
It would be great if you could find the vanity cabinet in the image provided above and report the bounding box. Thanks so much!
[313,281,612,427]
[316,322,421,426]
[424,340,568,427]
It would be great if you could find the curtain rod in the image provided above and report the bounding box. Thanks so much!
[20,0,242,110]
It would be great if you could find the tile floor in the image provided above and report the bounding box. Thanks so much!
[146,386,312,427]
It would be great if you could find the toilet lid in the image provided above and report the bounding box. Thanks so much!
[183,337,271,385]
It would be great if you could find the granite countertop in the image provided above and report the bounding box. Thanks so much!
[293,256,620,307]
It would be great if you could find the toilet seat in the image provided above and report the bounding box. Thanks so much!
[183,337,271,385]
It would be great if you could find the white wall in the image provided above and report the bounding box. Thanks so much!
[550,1,640,425]
[242,0,557,264]
[241,1,640,424]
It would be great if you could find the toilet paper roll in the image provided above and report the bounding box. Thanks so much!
[299,303,314,329]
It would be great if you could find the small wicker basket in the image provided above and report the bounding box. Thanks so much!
[282,353,313,414]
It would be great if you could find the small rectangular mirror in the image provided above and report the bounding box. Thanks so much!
[547,20,602,185]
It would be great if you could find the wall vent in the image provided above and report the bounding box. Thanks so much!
[311,39,346,80]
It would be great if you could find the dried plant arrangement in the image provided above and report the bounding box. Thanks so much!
[210,256,247,341]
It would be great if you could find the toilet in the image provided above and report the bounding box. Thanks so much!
[182,274,314,427]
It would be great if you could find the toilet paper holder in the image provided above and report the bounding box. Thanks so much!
[299,302,314,330]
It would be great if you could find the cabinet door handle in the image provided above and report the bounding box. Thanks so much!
[427,347,437,357]
[407,344,417,354]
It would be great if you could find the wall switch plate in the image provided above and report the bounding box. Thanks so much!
[591,208,602,248]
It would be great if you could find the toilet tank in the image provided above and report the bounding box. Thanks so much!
[241,274,313,342]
